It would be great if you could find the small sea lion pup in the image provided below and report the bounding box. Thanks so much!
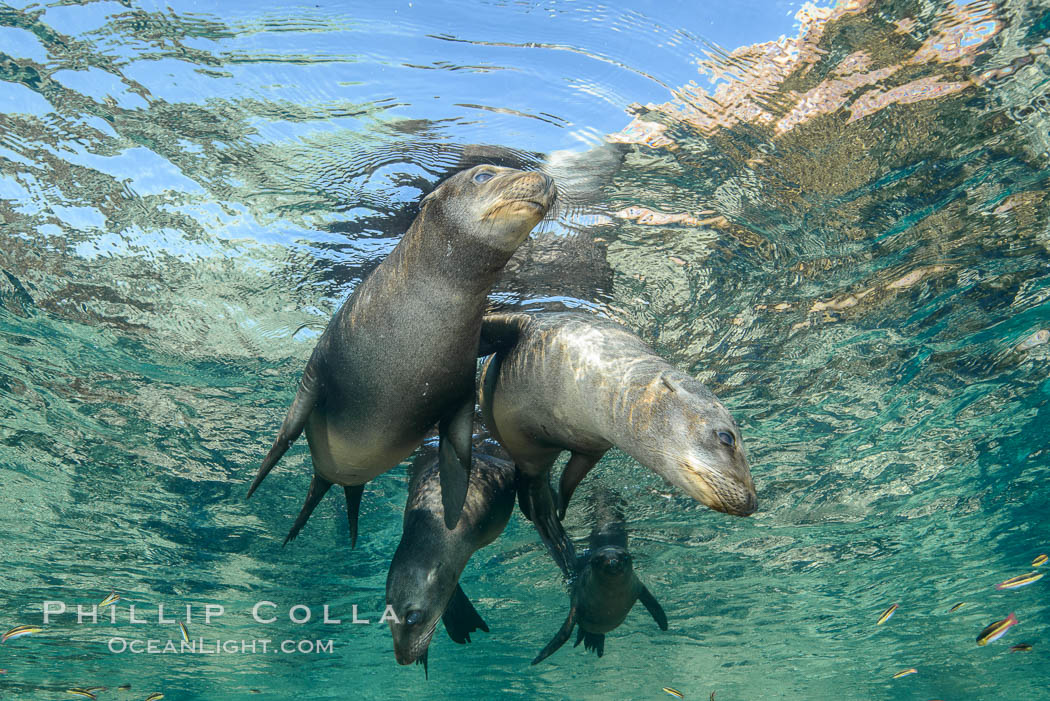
[479,312,757,575]
[532,490,667,664]
[248,166,556,542]
[386,448,517,677]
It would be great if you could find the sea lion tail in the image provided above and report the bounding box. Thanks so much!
[442,584,489,644]
[248,347,324,499]
[283,474,333,545]
[518,473,577,579]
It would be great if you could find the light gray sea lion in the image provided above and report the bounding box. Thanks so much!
[386,448,517,677]
[248,165,556,541]
[479,311,757,575]
[532,493,667,664]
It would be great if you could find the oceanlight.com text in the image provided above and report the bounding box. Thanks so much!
[108,638,336,654]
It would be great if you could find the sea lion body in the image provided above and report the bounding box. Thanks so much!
[386,449,517,675]
[249,166,555,541]
[479,312,757,574]
[301,267,486,486]
[532,514,667,663]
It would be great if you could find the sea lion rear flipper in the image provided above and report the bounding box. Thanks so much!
[531,599,577,665]
[344,485,364,549]
[557,451,602,520]
[442,583,489,644]
[283,474,333,545]
[639,584,668,630]
[576,629,606,657]
[519,473,576,578]
[438,393,474,529]
[248,346,325,498]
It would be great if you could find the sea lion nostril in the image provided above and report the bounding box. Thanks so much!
[739,491,758,515]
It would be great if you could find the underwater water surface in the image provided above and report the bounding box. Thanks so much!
[1,0,1049,699]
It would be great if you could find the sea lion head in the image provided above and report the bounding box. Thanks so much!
[385,557,455,666]
[421,165,557,253]
[656,373,758,517]
[590,545,633,580]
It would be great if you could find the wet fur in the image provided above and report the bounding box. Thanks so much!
[249,167,554,541]
[479,311,757,520]
[532,503,667,664]
[386,450,517,670]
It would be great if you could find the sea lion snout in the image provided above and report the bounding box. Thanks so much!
[718,481,758,516]
[429,165,556,253]
[389,610,436,665]
[500,170,557,207]
[593,546,632,576]
[481,169,557,225]
[671,425,757,517]
[678,457,758,517]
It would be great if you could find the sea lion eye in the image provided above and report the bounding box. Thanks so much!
[405,610,423,626]
[473,171,494,183]
[717,431,735,448]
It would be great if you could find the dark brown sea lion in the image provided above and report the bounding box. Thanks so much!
[248,165,556,540]
[386,448,517,677]
[479,311,757,575]
[532,497,667,664]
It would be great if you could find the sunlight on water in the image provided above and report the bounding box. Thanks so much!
[1,0,1049,699]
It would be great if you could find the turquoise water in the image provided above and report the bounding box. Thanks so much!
[1,0,1049,698]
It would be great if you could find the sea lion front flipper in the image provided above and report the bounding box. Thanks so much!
[283,474,333,545]
[531,598,577,665]
[515,467,533,522]
[248,345,325,498]
[639,584,668,630]
[478,352,507,448]
[479,313,526,355]
[344,485,364,549]
[438,393,474,529]
[442,583,489,644]
[557,451,602,520]
[518,473,576,578]
[577,629,606,657]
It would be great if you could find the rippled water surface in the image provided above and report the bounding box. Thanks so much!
[2,0,1049,698]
